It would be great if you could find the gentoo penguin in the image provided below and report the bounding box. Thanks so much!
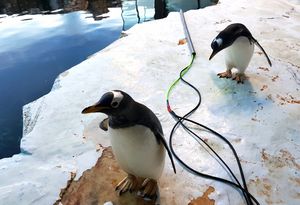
[209,23,272,83]
[82,90,176,200]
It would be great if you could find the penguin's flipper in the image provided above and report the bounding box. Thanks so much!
[252,38,272,67]
[136,104,176,173]
[99,118,109,131]
[154,131,176,174]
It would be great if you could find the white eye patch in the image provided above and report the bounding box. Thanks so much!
[111,91,124,108]
[214,38,223,46]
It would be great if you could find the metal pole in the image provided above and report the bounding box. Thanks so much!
[179,10,196,56]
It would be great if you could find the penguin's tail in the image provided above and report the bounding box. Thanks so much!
[252,37,272,67]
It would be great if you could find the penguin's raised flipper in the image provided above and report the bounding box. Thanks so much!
[99,118,109,131]
[252,37,272,67]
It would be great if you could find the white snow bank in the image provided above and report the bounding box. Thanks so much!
[0,0,299,204]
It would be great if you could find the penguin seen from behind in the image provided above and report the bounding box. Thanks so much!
[209,23,272,83]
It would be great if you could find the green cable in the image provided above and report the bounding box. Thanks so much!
[166,10,255,205]
[166,53,196,108]
[166,53,256,205]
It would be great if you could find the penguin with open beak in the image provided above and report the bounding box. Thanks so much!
[209,23,272,83]
[82,90,176,200]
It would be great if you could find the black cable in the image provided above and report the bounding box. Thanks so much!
[167,55,258,205]
[178,67,253,205]
[170,114,258,205]
[166,11,259,205]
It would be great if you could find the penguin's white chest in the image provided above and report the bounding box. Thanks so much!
[108,125,165,180]
[225,36,254,73]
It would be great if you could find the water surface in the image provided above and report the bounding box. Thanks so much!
[0,9,127,158]
[0,0,214,158]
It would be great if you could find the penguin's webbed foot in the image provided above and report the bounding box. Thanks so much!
[232,74,245,84]
[115,174,138,195]
[217,70,232,78]
[99,118,109,131]
[137,178,158,200]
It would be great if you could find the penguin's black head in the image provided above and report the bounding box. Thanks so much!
[209,23,253,60]
[82,90,133,116]
[209,37,225,60]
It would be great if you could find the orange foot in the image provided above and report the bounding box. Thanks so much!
[137,178,158,200]
[115,174,138,195]
[232,74,245,84]
[217,70,232,78]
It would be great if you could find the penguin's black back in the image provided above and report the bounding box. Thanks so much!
[108,101,161,134]
[217,23,253,48]
[214,23,272,66]
[108,99,176,173]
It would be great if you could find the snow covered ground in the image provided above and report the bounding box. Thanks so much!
[0,0,299,204]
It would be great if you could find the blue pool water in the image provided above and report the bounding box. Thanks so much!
[0,6,149,158]
[0,0,214,159]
